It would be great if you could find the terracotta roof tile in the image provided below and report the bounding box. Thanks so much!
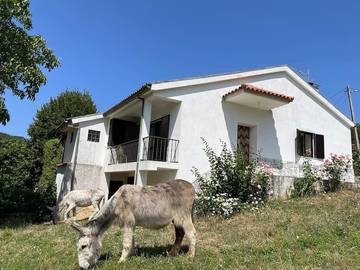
[223,84,294,102]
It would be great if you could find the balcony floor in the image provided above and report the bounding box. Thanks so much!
[104,160,179,173]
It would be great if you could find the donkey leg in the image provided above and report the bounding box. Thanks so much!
[183,220,196,257]
[64,204,75,221]
[89,201,100,220]
[119,225,134,263]
[168,225,185,257]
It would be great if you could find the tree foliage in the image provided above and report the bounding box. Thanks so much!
[0,136,36,214]
[27,90,97,187]
[0,0,60,125]
[37,139,63,208]
[28,90,97,145]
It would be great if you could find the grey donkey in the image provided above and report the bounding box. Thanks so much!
[70,179,196,270]
[48,189,105,224]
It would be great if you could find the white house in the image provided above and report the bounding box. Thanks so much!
[56,65,355,200]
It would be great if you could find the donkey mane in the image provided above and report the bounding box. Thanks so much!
[87,194,119,235]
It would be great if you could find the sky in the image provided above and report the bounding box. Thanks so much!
[1,0,360,137]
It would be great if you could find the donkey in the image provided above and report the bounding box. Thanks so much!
[48,189,105,224]
[70,179,196,270]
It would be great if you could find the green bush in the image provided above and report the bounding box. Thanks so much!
[192,139,272,218]
[353,150,360,176]
[37,139,63,212]
[293,160,319,197]
[0,137,39,215]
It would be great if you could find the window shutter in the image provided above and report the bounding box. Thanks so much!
[297,130,304,156]
[314,134,324,159]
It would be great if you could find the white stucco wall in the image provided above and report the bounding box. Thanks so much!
[155,72,353,182]
[58,69,354,197]
[62,130,76,163]
[76,118,109,166]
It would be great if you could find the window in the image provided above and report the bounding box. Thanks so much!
[297,130,324,159]
[87,130,100,142]
[70,132,74,143]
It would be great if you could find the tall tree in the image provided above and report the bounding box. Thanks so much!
[27,90,97,179]
[0,0,60,125]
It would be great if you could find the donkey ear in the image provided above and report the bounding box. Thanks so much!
[47,206,55,211]
[70,221,88,235]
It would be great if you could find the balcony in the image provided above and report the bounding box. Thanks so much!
[108,139,138,164]
[106,136,179,172]
[142,136,179,163]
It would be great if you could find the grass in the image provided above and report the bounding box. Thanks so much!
[1,190,360,269]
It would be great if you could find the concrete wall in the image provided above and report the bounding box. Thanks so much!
[56,117,110,200]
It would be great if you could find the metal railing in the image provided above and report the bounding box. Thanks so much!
[108,139,139,165]
[108,136,179,165]
[142,136,179,163]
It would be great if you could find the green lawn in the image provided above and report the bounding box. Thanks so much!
[1,190,360,270]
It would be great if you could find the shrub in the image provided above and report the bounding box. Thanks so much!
[353,150,360,176]
[192,139,272,218]
[37,139,63,216]
[0,137,37,214]
[322,154,351,192]
[293,160,320,197]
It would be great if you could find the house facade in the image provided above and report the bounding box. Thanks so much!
[56,65,355,200]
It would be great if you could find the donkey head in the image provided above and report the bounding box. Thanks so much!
[71,221,102,270]
[47,205,61,224]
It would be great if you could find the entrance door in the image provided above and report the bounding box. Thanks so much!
[237,125,250,159]
[108,180,123,199]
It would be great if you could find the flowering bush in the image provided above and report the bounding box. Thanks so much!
[292,160,320,197]
[322,154,351,192]
[192,139,272,218]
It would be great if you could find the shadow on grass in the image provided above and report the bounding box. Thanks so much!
[96,245,189,266]
[135,244,189,257]
[0,214,38,229]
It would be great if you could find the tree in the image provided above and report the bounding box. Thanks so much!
[0,136,35,215]
[37,138,63,209]
[28,90,97,145]
[0,0,60,125]
[27,90,97,181]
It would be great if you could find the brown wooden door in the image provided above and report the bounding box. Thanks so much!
[237,125,250,159]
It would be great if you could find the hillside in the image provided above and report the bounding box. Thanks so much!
[0,132,24,140]
[1,190,360,269]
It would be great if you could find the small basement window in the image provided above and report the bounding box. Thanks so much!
[70,132,74,143]
[87,130,100,142]
[297,130,324,159]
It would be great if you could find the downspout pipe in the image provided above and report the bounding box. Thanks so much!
[134,97,145,185]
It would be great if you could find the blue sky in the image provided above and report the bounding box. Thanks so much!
[1,0,359,137]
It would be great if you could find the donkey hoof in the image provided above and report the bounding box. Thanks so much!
[167,250,178,257]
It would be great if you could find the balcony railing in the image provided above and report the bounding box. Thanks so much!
[108,139,138,165]
[142,136,179,163]
[108,136,179,165]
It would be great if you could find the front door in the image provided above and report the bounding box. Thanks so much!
[237,125,250,159]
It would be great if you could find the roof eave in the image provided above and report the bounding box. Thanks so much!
[103,84,152,117]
